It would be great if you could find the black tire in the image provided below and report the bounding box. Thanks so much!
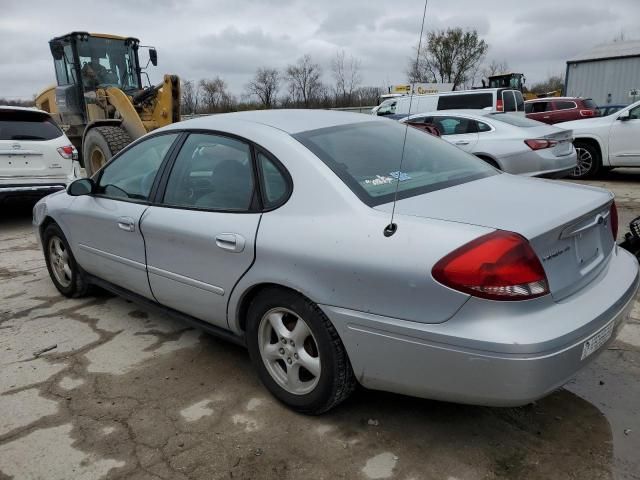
[246,288,356,415]
[42,223,90,298]
[83,126,132,177]
[569,141,601,179]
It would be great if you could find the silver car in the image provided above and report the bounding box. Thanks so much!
[34,110,638,414]
[401,110,577,177]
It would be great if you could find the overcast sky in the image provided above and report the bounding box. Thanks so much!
[1,0,638,100]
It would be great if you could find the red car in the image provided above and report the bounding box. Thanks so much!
[525,97,598,124]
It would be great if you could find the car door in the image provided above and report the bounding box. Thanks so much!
[432,115,479,152]
[551,100,578,123]
[141,132,263,329]
[61,132,179,299]
[526,101,553,123]
[608,104,640,165]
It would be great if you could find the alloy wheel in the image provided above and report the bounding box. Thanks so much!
[48,236,72,288]
[573,147,593,178]
[258,307,321,395]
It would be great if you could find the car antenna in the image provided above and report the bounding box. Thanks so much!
[384,0,429,238]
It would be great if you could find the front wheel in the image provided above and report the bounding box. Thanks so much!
[569,141,601,179]
[246,288,356,414]
[42,223,90,298]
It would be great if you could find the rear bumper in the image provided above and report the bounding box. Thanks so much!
[0,183,66,202]
[501,148,577,177]
[321,247,639,406]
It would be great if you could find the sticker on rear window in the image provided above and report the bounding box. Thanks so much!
[390,171,412,181]
[363,175,394,186]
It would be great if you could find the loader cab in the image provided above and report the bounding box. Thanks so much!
[49,32,143,130]
[488,73,526,92]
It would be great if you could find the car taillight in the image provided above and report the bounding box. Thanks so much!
[57,145,75,159]
[496,99,504,112]
[432,231,549,301]
[524,139,558,150]
[579,109,595,117]
[610,201,618,240]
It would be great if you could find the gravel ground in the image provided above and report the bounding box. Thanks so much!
[0,170,639,480]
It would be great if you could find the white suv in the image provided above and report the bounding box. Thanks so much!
[0,106,79,202]
[557,100,640,179]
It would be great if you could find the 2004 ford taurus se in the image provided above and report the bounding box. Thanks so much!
[33,110,639,414]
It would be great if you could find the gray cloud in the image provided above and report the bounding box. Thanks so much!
[0,0,639,99]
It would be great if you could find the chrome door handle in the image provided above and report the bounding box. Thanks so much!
[543,116,551,119]
[117,217,135,232]
[454,140,470,145]
[215,233,246,253]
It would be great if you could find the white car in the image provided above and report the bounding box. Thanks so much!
[0,106,79,202]
[401,110,577,178]
[557,100,640,179]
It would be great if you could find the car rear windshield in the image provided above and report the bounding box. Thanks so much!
[487,113,543,127]
[0,110,63,141]
[294,121,496,207]
[583,99,597,110]
[437,93,493,110]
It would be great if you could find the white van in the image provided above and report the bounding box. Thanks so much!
[374,88,525,117]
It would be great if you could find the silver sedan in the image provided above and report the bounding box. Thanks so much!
[33,110,638,414]
[401,110,577,177]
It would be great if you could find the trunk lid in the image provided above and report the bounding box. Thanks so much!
[523,124,574,157]
[375,174,615,300]
[0,139,50,177]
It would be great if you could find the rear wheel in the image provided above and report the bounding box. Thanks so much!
[246,288,356,414]
[569,141,600,179]
[83,126,132,177]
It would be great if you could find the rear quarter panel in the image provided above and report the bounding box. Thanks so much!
[225,131,492,332]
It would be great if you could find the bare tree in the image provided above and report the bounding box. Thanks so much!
[530,75,565,95]
[285,54,324,107]
[180,80,198,115]
[407,28,488,90]
[198,77,233,113]
[353,86,383,106]
[331,50,362,107]
[482,59,510,79]
[245,67,280,109]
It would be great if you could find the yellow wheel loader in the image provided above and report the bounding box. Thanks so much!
[35,32,180,176]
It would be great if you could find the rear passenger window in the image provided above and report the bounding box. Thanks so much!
[432,117,478,135]
[477,121,492,132]
[555,101,576,110]
[258,152,289,208]
[162,133,255,211]
[437,93,492,110]
[530,102,551,113]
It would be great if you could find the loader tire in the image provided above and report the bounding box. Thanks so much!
[83,126,132,177]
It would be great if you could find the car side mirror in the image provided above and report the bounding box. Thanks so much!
[149,48,158,66]
[67,178,95,196]
[618,111,631,121]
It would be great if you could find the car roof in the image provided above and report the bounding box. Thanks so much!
[168,109,379,135]
[0,106,51,116]
[525,97,589,103]
[407,109,491,119]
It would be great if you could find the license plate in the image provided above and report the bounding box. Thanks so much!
[581,321,614,360]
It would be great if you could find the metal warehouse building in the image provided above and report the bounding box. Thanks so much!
[565,40,640,105]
